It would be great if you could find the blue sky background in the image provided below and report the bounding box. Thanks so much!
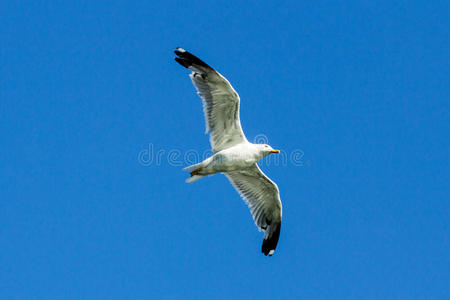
[1,1,449,299]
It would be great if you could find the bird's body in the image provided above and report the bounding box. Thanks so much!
[189,143,270,175]
[174,48,283,256]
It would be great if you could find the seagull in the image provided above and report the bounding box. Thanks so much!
[174,48,283,256]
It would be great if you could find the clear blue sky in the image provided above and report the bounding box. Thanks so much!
[1,1,449,299]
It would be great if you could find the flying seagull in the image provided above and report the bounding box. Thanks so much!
[174,48,283,256]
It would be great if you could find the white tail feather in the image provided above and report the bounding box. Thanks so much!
[186,175,205,183]
[183,162,203,172]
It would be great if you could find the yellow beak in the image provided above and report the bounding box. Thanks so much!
[270,149,280,154]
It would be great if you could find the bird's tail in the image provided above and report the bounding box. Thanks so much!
[262,220,281,256]
[182,162,203,173]
[185,175,205,183]
[183,162,206,183]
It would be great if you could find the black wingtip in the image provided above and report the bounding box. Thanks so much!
[174,57,191,69]
[174,47,186,56]
[262,221,281,256]
[173,47,213,70]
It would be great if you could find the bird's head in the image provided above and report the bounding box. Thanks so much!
[257,144,280,157]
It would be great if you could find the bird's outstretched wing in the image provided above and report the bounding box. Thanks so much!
[225,164,282,256]
[174,48,248,153]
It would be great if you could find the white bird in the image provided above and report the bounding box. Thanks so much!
[174,48,283,256]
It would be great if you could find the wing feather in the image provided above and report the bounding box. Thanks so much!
[225,164,282,256]
[174,48,248,152]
